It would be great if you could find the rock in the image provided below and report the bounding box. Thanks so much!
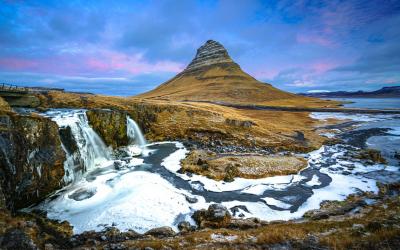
[230,205,250,216]
[225,118,255,128]
[192,204,232,228]
[185,40,234,72]
[44,243,55,250]
[177,221,195,232]
[185,196,198,203]
[0,112,66,210]
[357,149,387,164]
[228,218,261,229]
[224,164,239,182]
[113,160,126,170]
[145,226,176,237]
[58,125,78,154]
[0,228,38,250]
[86,109,128,148]
[304,199,367,220]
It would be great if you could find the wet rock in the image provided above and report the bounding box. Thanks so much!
[357,149,387,164]
[68,188,96,201]
[304,198,367,220]
[145,226,176,237]
[0,228,38,250]
[230,205,250,216]
[177,221,195,232]
[185,196,198,203]
[0,112,65,210]
[58,125,78,154]
[86,109,128,148]
[114,160,126,170]
[192,204,232,228]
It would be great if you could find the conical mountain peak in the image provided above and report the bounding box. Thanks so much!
[184,40,234,72]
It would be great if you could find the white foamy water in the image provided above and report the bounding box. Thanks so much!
[33,109,399,234]
[43,110,112,183]
[127,116,147,147]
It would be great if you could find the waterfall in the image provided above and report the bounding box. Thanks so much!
[127,116,147,147]
[44,110,111,183]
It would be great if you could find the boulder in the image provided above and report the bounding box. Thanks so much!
[177,221,195,232]
[144,226,175,237]
[0,228,38,250]
[192,204,231,228]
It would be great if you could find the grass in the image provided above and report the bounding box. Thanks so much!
[137,62,341,108]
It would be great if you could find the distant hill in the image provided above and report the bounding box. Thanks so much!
[136,40,336,108]
[299,86,400,98]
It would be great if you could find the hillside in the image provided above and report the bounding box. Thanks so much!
[137,40,337,108]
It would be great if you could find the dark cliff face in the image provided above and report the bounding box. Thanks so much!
[0,112,65,211]
[86,109,129,148]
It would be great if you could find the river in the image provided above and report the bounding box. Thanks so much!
[31,104,400,234]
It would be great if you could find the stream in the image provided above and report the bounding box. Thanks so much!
[31,109,400,234]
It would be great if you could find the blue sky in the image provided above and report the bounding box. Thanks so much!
[0,0,399,96]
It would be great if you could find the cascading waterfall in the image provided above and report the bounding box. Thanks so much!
[44,110,111,183]
[127,116,147,147]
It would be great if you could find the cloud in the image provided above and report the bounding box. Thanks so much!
[0,0,399,95]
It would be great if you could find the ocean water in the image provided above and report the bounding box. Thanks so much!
[324,98,400,110]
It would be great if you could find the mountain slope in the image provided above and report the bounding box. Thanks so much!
[137,40,335,107]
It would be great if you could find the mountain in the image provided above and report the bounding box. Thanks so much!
[137,40,328,107]
[300,86,400,98]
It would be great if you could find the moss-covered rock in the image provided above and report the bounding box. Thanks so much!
[86,109,128,148]
[0,112,65,211]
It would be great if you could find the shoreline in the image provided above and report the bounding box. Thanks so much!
[182,100,400,114]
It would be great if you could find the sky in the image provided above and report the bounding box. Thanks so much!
[0,0,399,96]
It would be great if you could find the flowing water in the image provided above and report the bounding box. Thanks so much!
[33,108,400,234]
[127,116,147,147]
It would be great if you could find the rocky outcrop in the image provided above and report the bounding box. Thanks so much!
[86,109,128,148]
[184,40,235,72]
[0,112,65,210]
[0,97,11,111]
[192,204,232,228]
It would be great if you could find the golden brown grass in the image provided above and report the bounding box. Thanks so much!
[181,150,307,181]
[137,62,340,108]
[32,91,329,152]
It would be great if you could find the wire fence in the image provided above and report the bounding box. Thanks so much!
[0,83,28,92]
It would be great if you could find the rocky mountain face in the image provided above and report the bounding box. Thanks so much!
[184,40,235,72]
[0,112,65,210]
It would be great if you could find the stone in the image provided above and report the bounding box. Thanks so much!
[0,228,38,250]
[177,221,195,232]
[185,196,198,203]
[59,125,78,154]
[192,204,232,228]
[144,226,176,237]
[184,40,234,72]
[0,112,65,210]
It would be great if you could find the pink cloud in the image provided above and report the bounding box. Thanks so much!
[0,49,185,77]
[0,58,39,70]
[296,34,335,48]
